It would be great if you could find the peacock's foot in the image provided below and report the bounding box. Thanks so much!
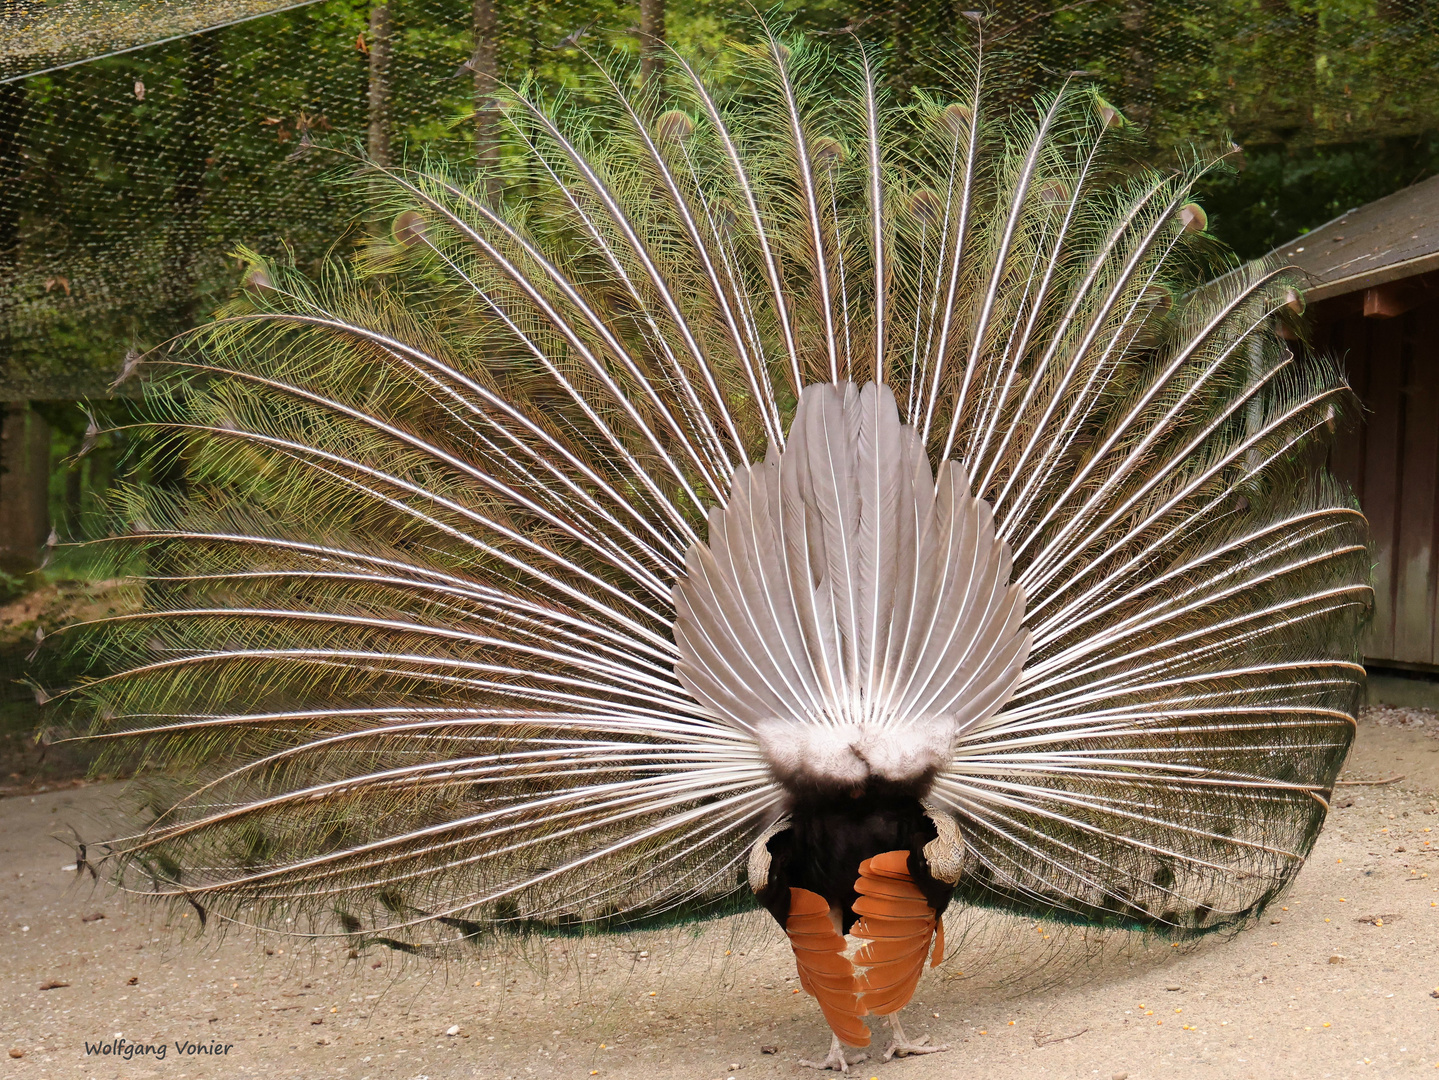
[799,1033,868,1072]
[881,1013,950,1062]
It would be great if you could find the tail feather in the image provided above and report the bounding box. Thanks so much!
[47,27,1367,947]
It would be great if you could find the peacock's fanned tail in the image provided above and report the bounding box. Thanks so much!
[55,29,1368,946]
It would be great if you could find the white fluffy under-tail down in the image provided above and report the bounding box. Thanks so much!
[673,382,1031,794]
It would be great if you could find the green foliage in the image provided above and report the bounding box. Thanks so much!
[1,0,1437,396]
[0,566,26,604]
[1200,134,1439,259]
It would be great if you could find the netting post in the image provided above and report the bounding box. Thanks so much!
[165,29,222,328]
[1119,0,1153,127]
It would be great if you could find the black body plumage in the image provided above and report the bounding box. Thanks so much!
[757,795,954,933]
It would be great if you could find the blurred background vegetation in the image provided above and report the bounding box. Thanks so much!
[0,0,1437,789]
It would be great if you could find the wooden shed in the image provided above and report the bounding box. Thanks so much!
[1281,174,1439,675]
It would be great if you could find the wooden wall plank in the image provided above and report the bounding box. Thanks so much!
[1358,314,1404,661]
[1327,318,1367,505]
[1393,304,1438,664]
[1317,295,1439,669]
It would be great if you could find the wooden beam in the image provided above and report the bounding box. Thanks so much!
[1364,281,1420,319]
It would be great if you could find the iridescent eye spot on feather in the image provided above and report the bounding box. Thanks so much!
[1037,180,1070,205]
[941,102,972,135]
[811,136,846,166]
[909,188,944,226]
[391,210,428,248]
[654,109,695,145]
[1095,95,1126,127]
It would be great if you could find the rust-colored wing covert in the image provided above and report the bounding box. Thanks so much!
[785,887,869,1047]
[852,850,938,1016]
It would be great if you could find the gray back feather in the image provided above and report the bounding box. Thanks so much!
[674,381,1030,792]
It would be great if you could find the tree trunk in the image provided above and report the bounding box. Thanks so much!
[165,29,222,329]
[889,0,921,102]
[1119,0,1153,128]
[0,401,50,577]
[639,0,665,88]
[367,3,393,168]
[472,0,499,202]
[148,36,216,603]
[0,81,28,391]
[63,444,82,537]
[0,82,24,264]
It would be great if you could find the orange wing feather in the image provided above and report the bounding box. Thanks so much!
[851,851,939,1016]
[785,887,870,1047]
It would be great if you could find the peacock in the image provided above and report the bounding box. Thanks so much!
[51,24,1370,1073]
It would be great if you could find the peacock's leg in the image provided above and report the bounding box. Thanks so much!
[798,1032,867,1072]
[881,1012,950,1061]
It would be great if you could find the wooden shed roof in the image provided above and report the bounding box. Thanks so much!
[1271,173,1439,303]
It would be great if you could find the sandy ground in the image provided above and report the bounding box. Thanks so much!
[3,714,1438,1080]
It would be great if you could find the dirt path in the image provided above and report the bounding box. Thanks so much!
[2,716,1437,1080]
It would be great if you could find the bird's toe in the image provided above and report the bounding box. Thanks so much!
[882,1037,949,1061]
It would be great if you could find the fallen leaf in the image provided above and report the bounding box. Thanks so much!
[1355,914,1399,926]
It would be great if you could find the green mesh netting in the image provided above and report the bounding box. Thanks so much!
[1,0,1437,398]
